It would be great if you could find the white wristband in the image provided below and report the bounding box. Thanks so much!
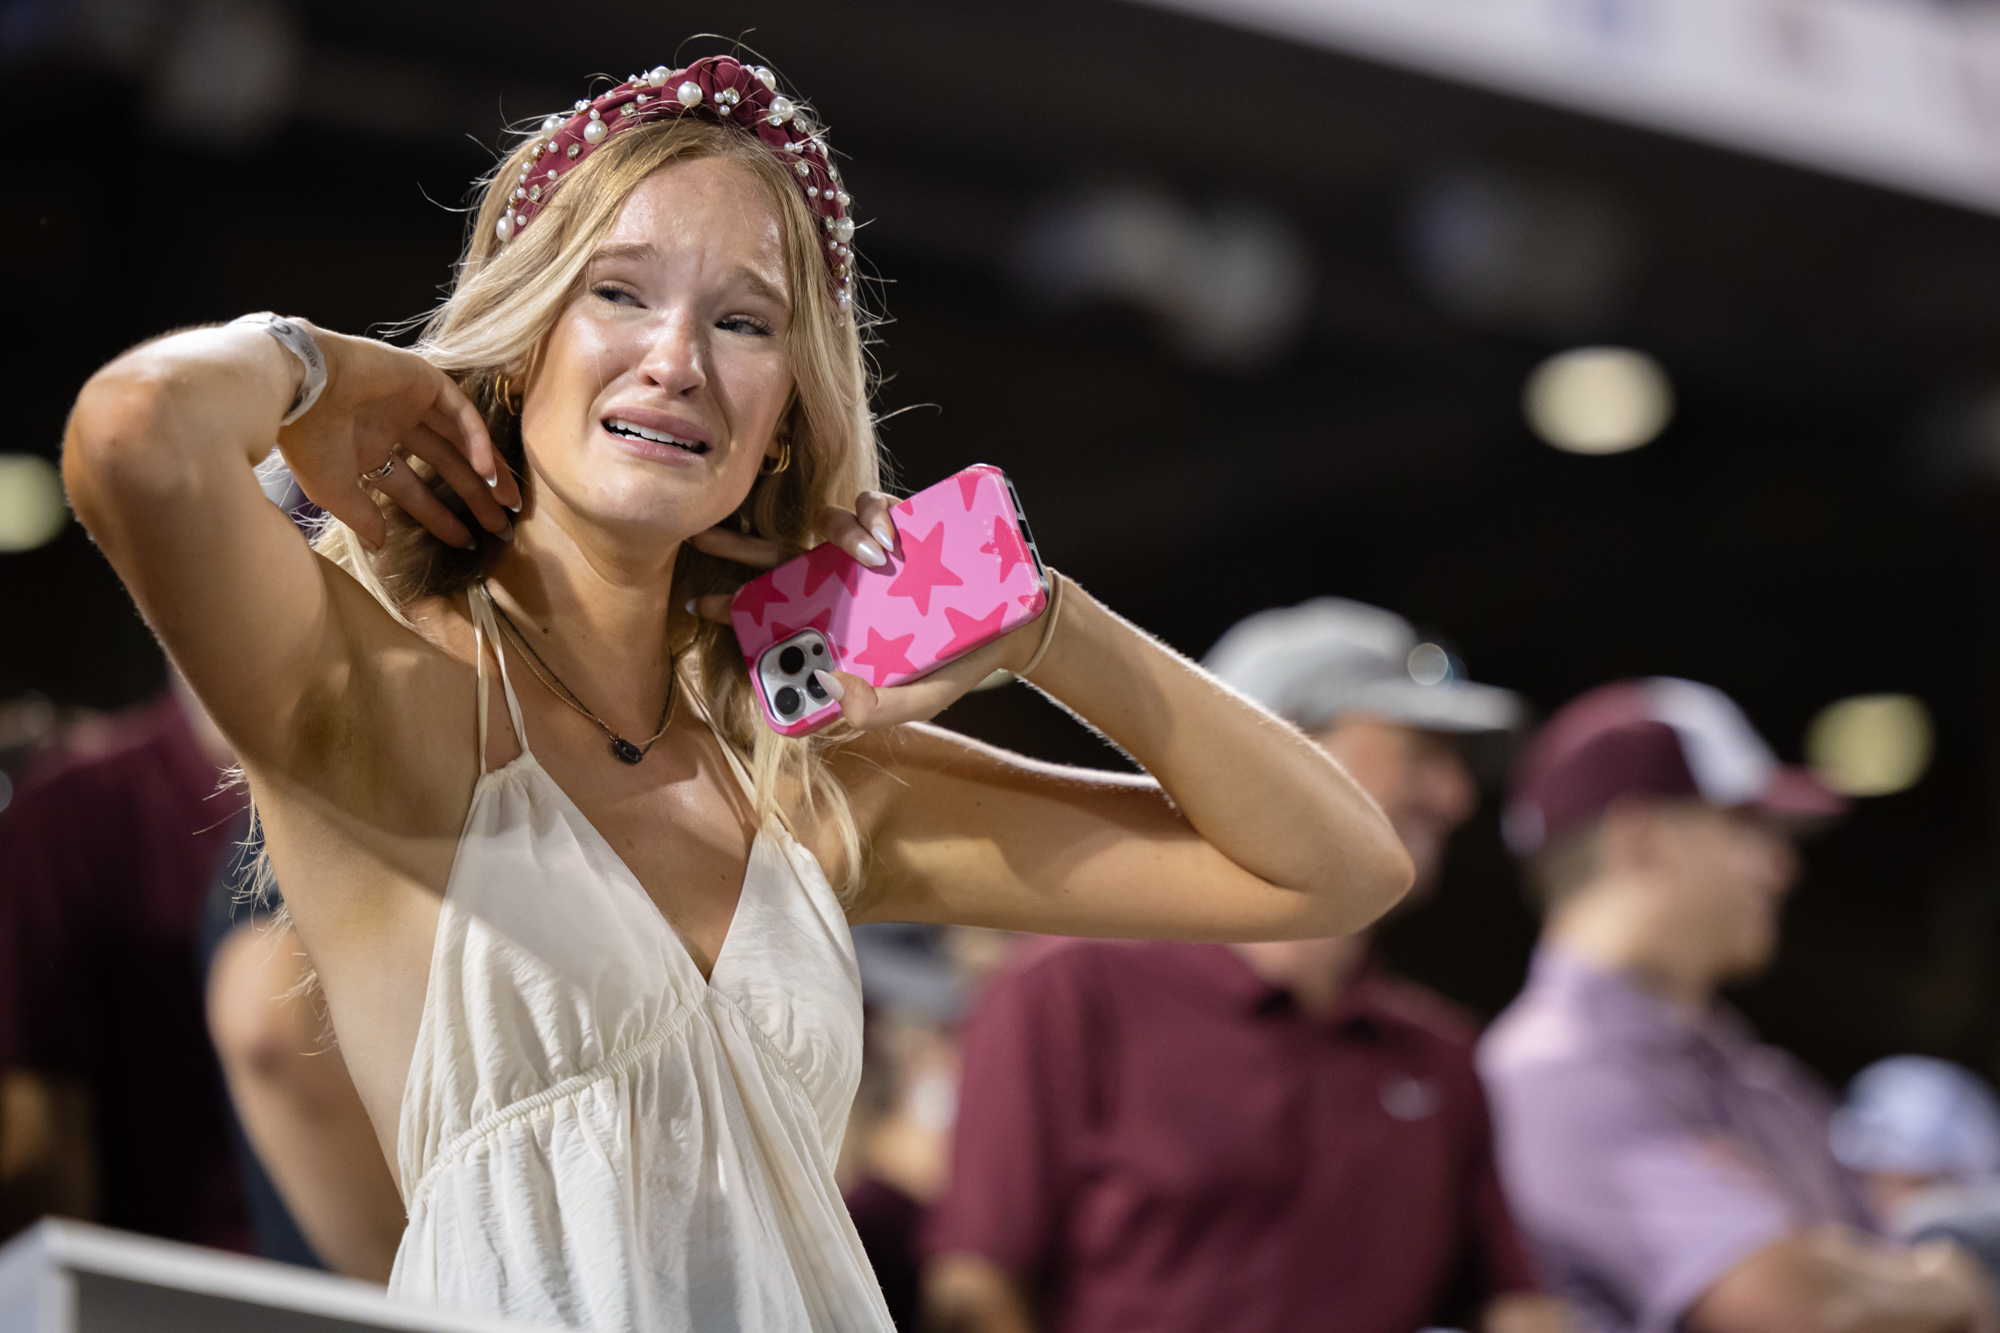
[232,312,326,426]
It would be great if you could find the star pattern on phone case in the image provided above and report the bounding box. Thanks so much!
[980,514,1030,582]
[802,540,865,597]
[885,521,963,616]
[850,626,918,685]
[734,574,790,627]
[938,603,1009,661]
[770,609,832,643]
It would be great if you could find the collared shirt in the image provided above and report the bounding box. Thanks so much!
[0,697,249,1250]
[923,939,1539,1333]
[1478,944,1874,1333]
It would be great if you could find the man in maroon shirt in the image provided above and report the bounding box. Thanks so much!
[0,681,250,1249]
[922,599,1571,1333]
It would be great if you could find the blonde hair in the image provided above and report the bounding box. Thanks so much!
[314,102,879,896]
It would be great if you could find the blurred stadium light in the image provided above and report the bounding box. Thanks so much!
[0,456,68,553]
[1138,0,2000,217]
[1808,693,1935,797]
[1523,347,1674,454]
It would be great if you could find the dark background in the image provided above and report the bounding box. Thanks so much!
[7,0,2000,1087]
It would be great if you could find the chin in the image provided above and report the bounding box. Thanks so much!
[550,456,751,534]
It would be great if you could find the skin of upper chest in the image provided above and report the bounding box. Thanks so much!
[498,687,760,979]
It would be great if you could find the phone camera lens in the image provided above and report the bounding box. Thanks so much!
[805,673,828,702]
[779,646,806,675]
[774,686,802,717]
[811,644,825,656]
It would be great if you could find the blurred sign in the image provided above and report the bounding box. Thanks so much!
[1140,0,2000,215]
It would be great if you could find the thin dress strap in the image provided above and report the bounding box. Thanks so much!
[471,584,531,771]
[679,665,761,808]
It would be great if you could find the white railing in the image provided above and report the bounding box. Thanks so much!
[0,1220,557,1333]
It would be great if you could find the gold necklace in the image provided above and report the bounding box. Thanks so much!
[481,582,675,764]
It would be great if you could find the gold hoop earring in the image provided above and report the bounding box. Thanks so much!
[760,440,792,476]
[493,372,521,416]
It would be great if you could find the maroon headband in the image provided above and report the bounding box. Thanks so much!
[496,55,857,306]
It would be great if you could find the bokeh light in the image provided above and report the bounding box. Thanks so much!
[1523,347,1674,455]
[0,455,68,553]
[1806,694,1934,797]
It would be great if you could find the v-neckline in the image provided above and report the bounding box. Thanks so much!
[465,582,764,986]
[502,750,761,987]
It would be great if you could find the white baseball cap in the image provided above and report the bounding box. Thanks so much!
[1203,598,1523,734]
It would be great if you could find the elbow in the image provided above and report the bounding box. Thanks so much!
[1358,833,1417,927]
[62,362,190,526]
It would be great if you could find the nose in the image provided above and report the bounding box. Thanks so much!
[634,307,709,401]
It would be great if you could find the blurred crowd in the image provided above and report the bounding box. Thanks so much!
[4,591,2000,1333]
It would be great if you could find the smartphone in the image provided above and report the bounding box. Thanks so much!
[731,464,1050,735]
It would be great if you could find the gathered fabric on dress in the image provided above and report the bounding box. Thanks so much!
[387,587,893,1332]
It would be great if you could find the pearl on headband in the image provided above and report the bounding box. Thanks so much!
[498,55,856,306]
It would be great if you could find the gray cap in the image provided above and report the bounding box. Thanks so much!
[1203,598,1523,734]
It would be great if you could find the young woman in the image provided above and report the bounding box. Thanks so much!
[62,54,1411,1332]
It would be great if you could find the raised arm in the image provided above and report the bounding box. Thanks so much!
[835,572,1415,942]
[61,320,515,765]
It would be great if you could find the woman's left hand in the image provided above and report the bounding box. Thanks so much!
[687,491,1043,730]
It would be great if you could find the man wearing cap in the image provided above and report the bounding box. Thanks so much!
[1481,679,1997,1333]
[922,599,1570,1333]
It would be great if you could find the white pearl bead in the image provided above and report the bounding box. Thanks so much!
[588,107,600,120]
[677,81,702,108]
[648,66,669,87]
[583,119,607,143]
[835,190,850,207]
[833,217,855,243]
[795,161,810,176]
[766,96,794,125]
[574,100,588,111]
[496,213,514,241]
[752,65,776,90]
[542,115,562,132]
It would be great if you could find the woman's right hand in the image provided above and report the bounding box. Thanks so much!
[276,325,522,551]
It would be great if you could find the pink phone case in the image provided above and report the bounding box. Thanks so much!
[731,464,1049,735]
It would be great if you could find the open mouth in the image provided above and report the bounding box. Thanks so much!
[604,418,709,455]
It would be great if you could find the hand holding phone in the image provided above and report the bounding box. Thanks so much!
[730,465,1049,735]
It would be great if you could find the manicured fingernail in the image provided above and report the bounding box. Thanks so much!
[504,498,522,513]
[814,670,845,701]
[854,538,885,567]
[684,599,697,615]
[870,521,895,548]
[496,523,514,543]
[481,465,499,486]
[460,537,479,551]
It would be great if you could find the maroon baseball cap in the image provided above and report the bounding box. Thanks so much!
[1504,677,1847,856]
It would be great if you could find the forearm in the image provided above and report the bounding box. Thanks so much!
[1018,575,1413,934]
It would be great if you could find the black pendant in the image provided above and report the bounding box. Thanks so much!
[610,737,644,764]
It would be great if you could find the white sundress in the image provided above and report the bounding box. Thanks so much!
[387,587,895,1333]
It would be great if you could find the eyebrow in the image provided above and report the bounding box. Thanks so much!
[587,243,791,311]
